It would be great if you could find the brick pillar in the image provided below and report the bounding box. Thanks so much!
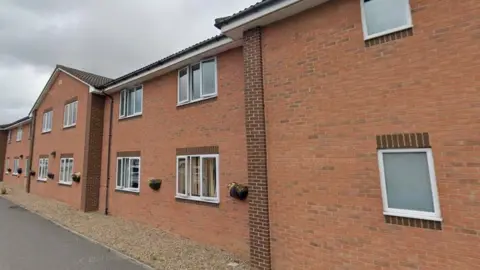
[243,27,271,270]
[81,93,105,212]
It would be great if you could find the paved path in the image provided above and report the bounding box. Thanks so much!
[0,197,148,270]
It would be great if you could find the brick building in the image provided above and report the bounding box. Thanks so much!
[2,0,480,269]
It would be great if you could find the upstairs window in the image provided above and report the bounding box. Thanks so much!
[120,86,143,118]
[16,127,22,141]
[176,154,219,203]
[116,157,140,192]
[7,130,11,143]
[42,111,53,133]
[361,0,412,40]
[178,58,217,105]
[64,101,78,128]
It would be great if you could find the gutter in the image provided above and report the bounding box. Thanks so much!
[101,91,114,216]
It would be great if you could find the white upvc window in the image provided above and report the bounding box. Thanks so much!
[116,157,140,192]
[63,101,78,128]
[59,158,74,185]
[5,159,8,173]
[13,158,19,175]
[16,127,22,141]
[176,154,219,203]
[25,158,30,178]
[119,86,143,118]
[38,158,49,181]
[360,0,413,40]
[377,148,441,221]
[42,111,53,133]
[7,130,11,143]
[177,58,217,105]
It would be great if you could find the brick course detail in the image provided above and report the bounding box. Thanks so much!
[243,27,271,270]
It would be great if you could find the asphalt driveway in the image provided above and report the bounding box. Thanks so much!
[0,197,148,270]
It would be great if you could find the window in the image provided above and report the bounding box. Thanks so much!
[361,0,412,40]
[176,154,219,203]
[377,148,441,221]
[178,58,217,105]
[63,101,78,127]
[13,158,19,175]
[59,158,74,185]
[25,158,30,178]
[119,86,142,118]
[16,127,22,141]
[116,157,140,192]
[5,158,9,173]
[38,158,49,180]
[7,130,11,143]
[42,111,53,133]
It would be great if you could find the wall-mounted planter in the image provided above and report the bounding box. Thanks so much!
[7,168,11,173]
[72,172,81,183]
[149,179,162,191]
[50,151,56,158]
[17,168,22,175]
[47,172,55,180]
[227,182,248,201]
[19,155,23,159]
[30,171,36,177]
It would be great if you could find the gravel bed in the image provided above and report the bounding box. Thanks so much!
[1,184,250,270]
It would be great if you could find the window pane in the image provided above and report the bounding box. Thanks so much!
[178,69,188,102]
[177,158,186,194]
[135,88,142,114]
[383,152,434,212]
[130,158,139,189]
[128,89,135,116]
[120,91,126,116]
[201,60,216,96]
[190,157,200,196]
[364,0,410,36]
[191,64,201,100]
[64,105,69,126]
[45,159,49,178]
[72,102,77,124]
[117,159,122,187]
[60,159,65,182]
[202,157,216,198]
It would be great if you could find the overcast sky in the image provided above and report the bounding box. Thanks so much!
[0,0,258,123]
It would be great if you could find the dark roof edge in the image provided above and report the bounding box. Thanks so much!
[214,0,279,28]
[98,34,229,89]
[0,116,31,130]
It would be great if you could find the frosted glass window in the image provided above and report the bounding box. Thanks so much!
[362,0,412,38]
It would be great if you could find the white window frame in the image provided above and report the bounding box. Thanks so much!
[5,158,9,174]
[177,58,218,105]
[42,111,53,133]
[63,101,78,128]
[7,130,11,143]
[24,158,29,178]
[59,158,74,185]
[119,86,143,119]
[38,158,49,181]
[176,154,220,204]
[377,148,442,221]
[360,0,413,40]
[16,127,22,142]
[116,157,141,193]
[12,158,19,175]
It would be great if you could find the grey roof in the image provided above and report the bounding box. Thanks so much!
[214,0,279,28]
[0,116,31,130]
[57,65,112,87]
[98,35,228,89]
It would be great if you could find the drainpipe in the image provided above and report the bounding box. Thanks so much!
[26,110,37,193]
[102,91,114,215]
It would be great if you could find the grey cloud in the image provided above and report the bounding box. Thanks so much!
[0,0,258,123]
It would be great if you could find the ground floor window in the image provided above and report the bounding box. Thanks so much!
[13,158,19,175]
[176,154,219,203]
[38,158,49,180]
[116,157,140,192]
[59,158,74,185]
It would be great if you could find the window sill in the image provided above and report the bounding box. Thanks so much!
[364,24,413,41]
[175,195,219,204]
[63,124,76,130]
[177,95,217,108]
[383,211,442,222]
[41,131,51,135]
[16,140,21,142]
[37,179,47,182]
[115,188,140,195]
[119,113,142,121]
[58,182,72,187]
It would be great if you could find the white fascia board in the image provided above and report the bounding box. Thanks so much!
[1,119,32,130]
[103,38,240,94]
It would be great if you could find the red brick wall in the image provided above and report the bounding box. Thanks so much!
[3,123,31,188]
[31,72,90,210]
[0,131,9,182]
[262,0,480,269]
[98,47,249,257]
